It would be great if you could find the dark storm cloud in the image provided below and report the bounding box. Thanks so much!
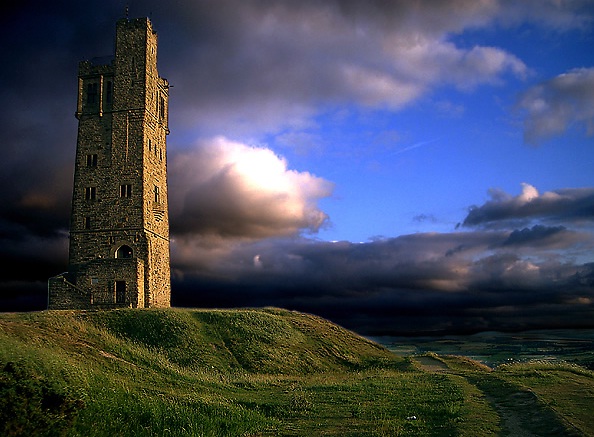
[0,2,122,243]
[0,66,75,240]
[168,179,594,336]
[172,232,594,335]
[0,233,69,311]
[463,183,594,229]
[502,225,569,247]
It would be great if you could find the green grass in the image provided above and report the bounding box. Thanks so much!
[1,308,593,436]
[497,362,594,435]
[438,355,590,436]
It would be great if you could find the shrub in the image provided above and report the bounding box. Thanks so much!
[0,361,83,436]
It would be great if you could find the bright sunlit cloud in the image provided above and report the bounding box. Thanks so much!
[169,136,334,239]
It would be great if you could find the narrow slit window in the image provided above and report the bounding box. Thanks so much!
[85,186,97,200]
[120,184,132,198]
[84,216,91,229]
[86,154,98,167]
[159,96,165,120]
[154,185,160,203]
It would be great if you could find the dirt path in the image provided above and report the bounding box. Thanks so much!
[414,355,449,372]
[413,355,582,436]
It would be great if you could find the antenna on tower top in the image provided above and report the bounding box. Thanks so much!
[125,4,129,19]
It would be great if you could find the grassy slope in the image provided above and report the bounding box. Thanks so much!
[1,308,592,436]
[428,354,593,436]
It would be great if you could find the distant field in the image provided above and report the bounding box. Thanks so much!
[374,329,594,368]
[1,308,593,436]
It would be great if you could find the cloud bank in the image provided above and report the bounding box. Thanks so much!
[171,182,594,335]
[159,0,538,136]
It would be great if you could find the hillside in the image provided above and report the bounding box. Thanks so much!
[1,307,593,436]
[0,308,403,435]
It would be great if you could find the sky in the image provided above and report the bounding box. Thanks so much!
[1,0,594,335]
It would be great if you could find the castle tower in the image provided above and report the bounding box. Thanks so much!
[48,17,171,309]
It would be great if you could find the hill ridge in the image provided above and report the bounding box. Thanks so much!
[0,307,399,376]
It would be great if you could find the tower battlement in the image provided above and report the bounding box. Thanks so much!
[49,17,171,309]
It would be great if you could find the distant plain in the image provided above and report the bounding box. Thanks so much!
[375,329,594,369]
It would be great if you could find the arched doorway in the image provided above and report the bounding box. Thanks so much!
[115,245,133,259]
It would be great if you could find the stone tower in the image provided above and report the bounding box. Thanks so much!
[48,17,171,309]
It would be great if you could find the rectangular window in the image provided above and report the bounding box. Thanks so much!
[86,154,98,167]
[84,216,91,229]
[120,184,132,198]
[85,186,96,200]
[87,83,98,104]
[154,185,160,203]
[91,277,98,285]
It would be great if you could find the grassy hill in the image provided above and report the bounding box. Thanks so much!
[1,308,593,436]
